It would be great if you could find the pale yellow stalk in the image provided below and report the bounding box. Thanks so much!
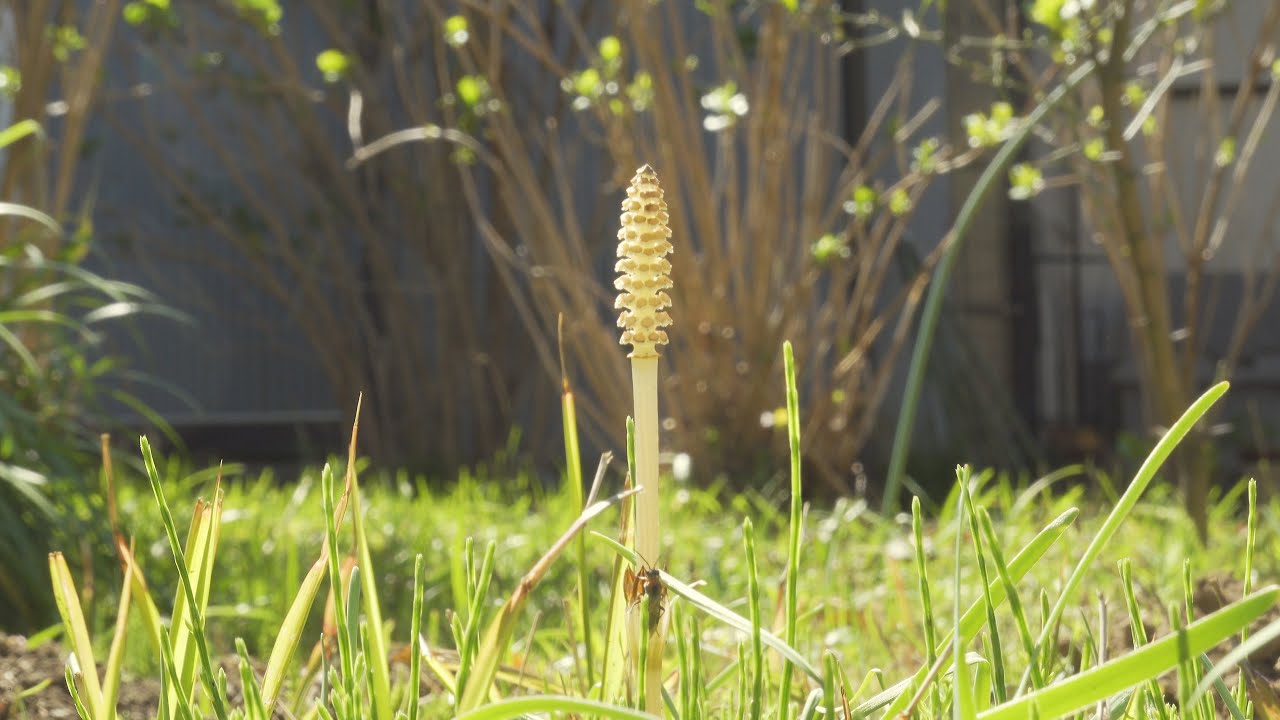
[614,164,673,714]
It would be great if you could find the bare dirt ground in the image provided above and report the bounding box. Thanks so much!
[0,633,157,719]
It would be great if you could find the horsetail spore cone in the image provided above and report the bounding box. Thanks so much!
[615,164,673,359]
[615,163,672,715]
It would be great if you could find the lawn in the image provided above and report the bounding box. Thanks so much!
[19,373,1280,720]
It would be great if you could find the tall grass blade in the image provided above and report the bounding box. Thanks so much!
[408,553,424,720]
[596,534,822,682]
[0,201,61,235]
[100,550,134,718]
[0,119,43,148]
[235,638,268,720]
[981,586,1280,720]
[977,509,1042,689]
[454,695,658,720]
[260,460,352,714]
[1190,612,1280,705]
[140,437,229,720]
[778,341,804,720]
[876,508,1078,717]
[49,553,105,720]
[962,481,1005,705]
[559,318,594,689]
[883,59,1100,512]
[953,470,975,720]
[456,465,633,711]
[1018,381,1228,693]
[744,517,764,720]
[599,455,633,703]
[114,539,165,663]
[322,463,358,717]
[346,410,394,720]
[912,495,941,716]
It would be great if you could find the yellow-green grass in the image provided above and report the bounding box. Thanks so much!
[40,368,1280,720]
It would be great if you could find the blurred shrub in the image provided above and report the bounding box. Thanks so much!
[0,0,176,629]
[954,0,1280,536]
[117,3,1022,490]
[390,2,1002,491]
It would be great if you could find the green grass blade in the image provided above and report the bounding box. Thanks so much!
[321,463,358,712]
[979,586,1280,720]
[963,483,1005,705]
[100,555,133,720]
[455,541,497,698]
[260,464,350,714]
[953,468,975,720]
[977,509,1042,689]
[912,495,941,716]
[1019,381,1228,692]
[882,58,1100,512]
[65,660,93,720]
[1190,611,1280,705]
[779,340,803,720]
[560,357,594,690]
[49,553,105,720]
[1199,654,1247,720]
[140,437,228,720]
[350,457,394,720]
[599,478,634,703]
[235,638,269,720]
[455,695,657,720]
[595,534,822,682]
[744,517,764,720]
[875,507,1078,717]
[456,481,636,711]
[0,119,43,148]
[408,554,424,720]
[0,201,61,235]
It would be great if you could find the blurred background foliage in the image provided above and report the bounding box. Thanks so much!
[0,0,182,629]
[106,0,1034,495]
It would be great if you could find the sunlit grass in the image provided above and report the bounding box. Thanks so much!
[40,357,1280,719]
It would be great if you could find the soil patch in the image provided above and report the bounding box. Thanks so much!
[0,633,158,719]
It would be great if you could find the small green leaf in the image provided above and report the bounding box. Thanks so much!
[456,75,488,108]
[123,3,149,25]
[599,35,622,63]
[0,120,41,150]
[1123,83,1146,106]
[1215,136,1236,167]
[1083,137,1105,161]
[810,233,850,266]
[0,66,19,96]
[1008,163,1044,200]
[626,72,653,112]
[845,185,877,216]
[572,68,601,99]
[912,138,940,174]
[1030,0,1066,33]
[444,15,469,47]
[232,0,282,33]
[47,26,87,62]
[889,188,911,216]
[315,50,350,83]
